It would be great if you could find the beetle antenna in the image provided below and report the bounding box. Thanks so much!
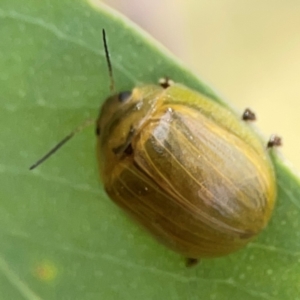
[30,30,113,170]
[29,119,94,170]
[102,29,115,93]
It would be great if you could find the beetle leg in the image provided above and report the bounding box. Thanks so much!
[242,108,256,121]
[267,135,282,148]
[185,258,200,267]
[95,125,101,136]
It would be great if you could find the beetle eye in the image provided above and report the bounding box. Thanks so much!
[118,91,132,102]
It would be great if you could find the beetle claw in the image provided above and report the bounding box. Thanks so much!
[185,258,200,267]
[159,77,174,89]
[267,135,282,148]
[242,108,256,121]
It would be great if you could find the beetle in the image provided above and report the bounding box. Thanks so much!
[30,29,281,267]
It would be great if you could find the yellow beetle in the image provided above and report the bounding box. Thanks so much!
[31,30,281,267]
[96,77,278,265]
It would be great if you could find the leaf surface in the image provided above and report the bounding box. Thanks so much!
[0,1,299,299]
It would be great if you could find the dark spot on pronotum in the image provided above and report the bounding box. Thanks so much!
[242,108,256,121]
[124,143,133,156]
[159,77,174,89]
[267,135,282,148]
[118,91,132,102]
[185,258,199,267]
[95,126,101,136]
[112,142,133,156]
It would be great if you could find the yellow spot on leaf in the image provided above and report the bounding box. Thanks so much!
[34,261,58,282]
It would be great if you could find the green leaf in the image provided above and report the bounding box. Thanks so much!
[1,1,299,299]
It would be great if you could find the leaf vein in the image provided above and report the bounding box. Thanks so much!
[278,178,300,211]
[0,8,136,82]
[249,242,300,257]
[0,164,102,196]
[0,254,42,300]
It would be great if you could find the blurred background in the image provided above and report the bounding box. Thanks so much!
[102,0,300,172]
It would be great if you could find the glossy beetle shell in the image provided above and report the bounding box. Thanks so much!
[96,83,276,259]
